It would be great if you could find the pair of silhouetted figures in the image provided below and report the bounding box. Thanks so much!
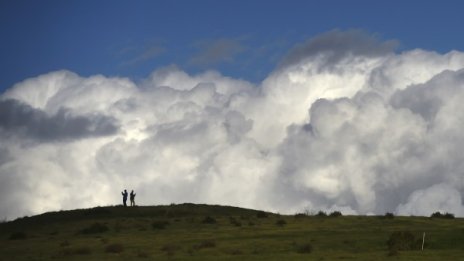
[121,189,136,207]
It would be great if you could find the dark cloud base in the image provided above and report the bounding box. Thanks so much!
[0,99,119,141]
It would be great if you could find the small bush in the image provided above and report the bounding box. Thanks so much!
[296,243,313,254]
[256,211,268,218]
[431,212,455,219]
[9,232,27,240]
[202,216,217,224]
[387,231,421,251]
[315,211,327,217]
[83,207,111,217]
[276,219,287,226]
[229,217,242,227]
[105,243,124,253]
[14,215,29,222]
[80,222,109,234]
[294,213,307,218]
[152,220,169,229]
[384,212,395,219]
[329,211,342,217]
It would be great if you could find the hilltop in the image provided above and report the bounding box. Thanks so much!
[1,204,464,260]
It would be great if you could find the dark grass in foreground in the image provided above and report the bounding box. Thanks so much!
[1,204,464,260]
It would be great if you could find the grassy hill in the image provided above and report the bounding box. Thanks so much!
[1,204,463,260]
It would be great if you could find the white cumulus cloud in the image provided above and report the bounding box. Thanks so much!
[1,30,464,220]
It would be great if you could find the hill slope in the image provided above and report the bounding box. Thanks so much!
[1,204,463,260]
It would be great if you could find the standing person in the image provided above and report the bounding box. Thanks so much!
[130,190,136,206]
[121,189,128,207]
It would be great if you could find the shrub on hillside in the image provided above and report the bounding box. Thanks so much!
[83,207,112,217]
[229,217,242,227]
[386,231,421,252]
[384,212,395,219]
[444,212,455,218]
[80,222,109,234]
[329,211,342,217]
[276,219,287,226]
[202,216,217,224]
[430,212,455,219]
[9,232,27,240]
[14,215,29,222]
[315,211,327,217]
[294,213,307,218]
[256,211,268,218]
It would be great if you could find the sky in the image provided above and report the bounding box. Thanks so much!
[2,0,464,90]
[1,1,464,220]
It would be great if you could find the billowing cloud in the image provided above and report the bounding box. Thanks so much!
[2,30,464,220]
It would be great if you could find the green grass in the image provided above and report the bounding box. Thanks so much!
[0,204,463,260]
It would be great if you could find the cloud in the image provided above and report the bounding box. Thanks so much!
[279,29,398,70]
[129,45,165,64]
[188,38,246,67]
[2,30,464,220]
[396,184,464,216]
[0,99,119,141]
[118,43,165,66]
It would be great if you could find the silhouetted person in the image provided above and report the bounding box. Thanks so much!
[130,190,136,206]
[121,189,128,207]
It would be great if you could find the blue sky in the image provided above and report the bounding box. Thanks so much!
[1,0,463,92]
